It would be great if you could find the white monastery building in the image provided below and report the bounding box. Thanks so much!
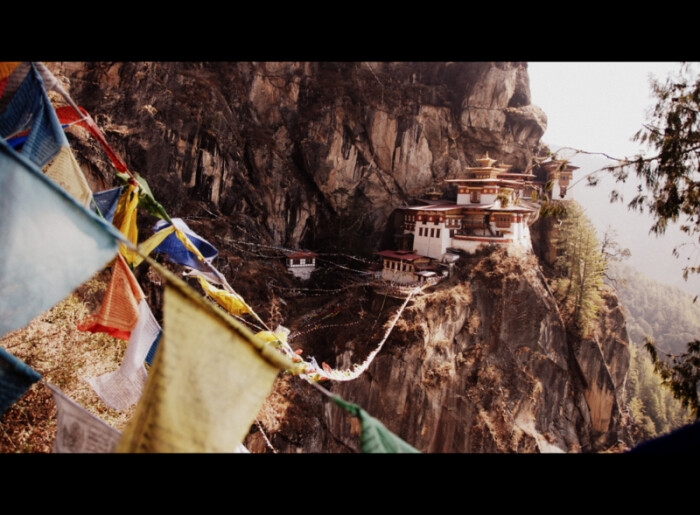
[375,153,573,285]
[403,154,539,259]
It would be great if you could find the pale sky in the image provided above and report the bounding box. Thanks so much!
[527,62,684,159]
[527,61,700,294]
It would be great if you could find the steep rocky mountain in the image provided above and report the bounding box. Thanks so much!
[247,249,631,453]
[47,62,546,250]
[40,61,630,452]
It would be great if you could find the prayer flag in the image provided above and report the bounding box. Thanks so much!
[33,103,130,176]
[0,63,65,167]
[332,395,419,453]
[152,218,217,270]
[255,328,288,348]
[47,383,121,453]
[112,184,139,265]
[86,299,161,410]
[130,225,176,268]
[0,63,67,120]
[0,62,20,81]
[0,62,20,99]
[44,145,94,208]
[77,254,145,341]
[32,62,62,94]
[0,346,41,416]
[144,331,162,367]
[197,276,249,317]
[116,266,294,452]
[124,171,171,222]
[0,62,30,111]
[0,77,7,102]
[93,186,123,223]
[0,139,120,338]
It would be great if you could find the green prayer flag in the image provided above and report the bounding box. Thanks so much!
[116,171,171,223]
[332,395,420,453]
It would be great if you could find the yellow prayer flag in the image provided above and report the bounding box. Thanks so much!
[255,330,287,347]
[130,225,176,268]
[197,276,249,317]
[117,264,294,453]
[175,228,206,263]
[113,184,139,265]
[43,146,93,208]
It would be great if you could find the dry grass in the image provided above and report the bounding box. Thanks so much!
[0,275,136,453]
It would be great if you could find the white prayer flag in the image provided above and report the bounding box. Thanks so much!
[47,383,121,453]
[86,299,161,410]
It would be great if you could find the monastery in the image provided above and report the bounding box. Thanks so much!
[377,154,572,285]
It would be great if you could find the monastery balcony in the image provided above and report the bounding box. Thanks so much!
[453,234,511,242]
[459,222,488,229]
[455,227,493,237]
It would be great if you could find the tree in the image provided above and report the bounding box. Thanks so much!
[644,338,700,419]
[612,63,700,263]
[609,62,700,419]
[554,201,607,336]
[600,226,631,286]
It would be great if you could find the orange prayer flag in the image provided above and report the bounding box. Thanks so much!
[0,62,20,81]
[77,254,145,340]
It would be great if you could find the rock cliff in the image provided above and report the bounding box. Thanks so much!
[246,249,630,453]
[44,62,631,452]
[47,62,546,251]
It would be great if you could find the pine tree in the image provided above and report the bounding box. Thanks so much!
[554,201,606,335]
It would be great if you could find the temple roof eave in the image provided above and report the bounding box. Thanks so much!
[376,250,427,261]
[403,202,536,213]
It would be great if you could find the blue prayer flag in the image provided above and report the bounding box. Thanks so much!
[145,330,162,366]
[0,139,122,338]
[152,218,218,271]
[0,63,66,167]
[0,346,41,416]
[92,186,123,223]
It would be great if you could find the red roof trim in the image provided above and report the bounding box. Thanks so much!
[285,251,318,259]
[376,250,426,261]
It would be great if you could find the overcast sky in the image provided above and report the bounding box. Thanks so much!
[527,62,684,159]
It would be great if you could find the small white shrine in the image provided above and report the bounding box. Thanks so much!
[285,251,318,280]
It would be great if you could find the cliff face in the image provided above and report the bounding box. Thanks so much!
[247,250,630,453]
[47,62,546,250]
[45,62,631,452]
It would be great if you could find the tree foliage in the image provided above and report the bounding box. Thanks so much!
[625,343,692,443]
[609,261,700,355]
[553,201,607,335]
[609,63,700,419]
[644,338,700,419]
[612,64,700,256]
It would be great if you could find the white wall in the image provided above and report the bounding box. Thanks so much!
[413,221,448,259]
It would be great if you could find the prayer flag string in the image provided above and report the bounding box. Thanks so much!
[0,61,422,453]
